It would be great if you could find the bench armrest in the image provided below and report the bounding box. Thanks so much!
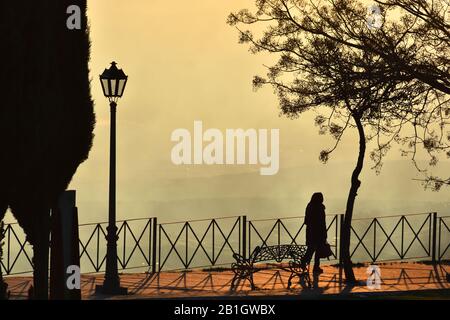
[232,252,247,264]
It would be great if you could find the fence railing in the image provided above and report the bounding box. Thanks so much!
[247,215,339,261]
[78,217,157,273]
[0,223,33,275]
[349,213,439,263]
[1,212,449,276]
[157,216,241,271]
[439,216,450,261]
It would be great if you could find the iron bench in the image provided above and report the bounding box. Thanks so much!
[231,244,310,290]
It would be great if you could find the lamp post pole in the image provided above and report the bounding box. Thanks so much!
[104,101,121,292]
[96,62,128,295]
[96,101,126,295]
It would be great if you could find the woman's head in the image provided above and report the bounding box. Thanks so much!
[310,192,324,204]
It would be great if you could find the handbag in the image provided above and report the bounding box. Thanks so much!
[316,242,333,258]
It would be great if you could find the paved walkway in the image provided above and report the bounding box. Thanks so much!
[4,262,450,299]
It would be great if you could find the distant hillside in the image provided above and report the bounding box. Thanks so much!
[4,160,448,225]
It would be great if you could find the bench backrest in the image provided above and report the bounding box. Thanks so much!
[251,244,307,263]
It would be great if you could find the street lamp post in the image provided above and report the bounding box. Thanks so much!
[96,61,128,295]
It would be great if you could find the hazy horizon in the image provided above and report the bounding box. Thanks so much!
[4,0,449,224]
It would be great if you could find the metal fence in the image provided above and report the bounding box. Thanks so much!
[349,213,437,263]
[157,216,241,271]
[1,212,449,276]
[78,217,157,273]
[439,216,450,261]
[247,215,339,261]
[0,223,33,275]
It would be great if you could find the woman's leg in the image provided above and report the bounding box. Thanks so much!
[303,245,315,266]
[314,253,321,269]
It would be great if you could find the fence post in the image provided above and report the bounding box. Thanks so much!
[338,214,344,286]
[151,217,158,273]
[431,212,437,263]
[338,214,344,266]
[242,215,247,260]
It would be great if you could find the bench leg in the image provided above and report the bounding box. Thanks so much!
[304,272,312,288]
[249,273,257,290]
[287,273,295,289]
[230,273,240,291]
[298,271,312,289]
[231,267,258,290]
[287,269,312,289]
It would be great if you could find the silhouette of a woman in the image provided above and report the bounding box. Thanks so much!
[303,192,327,274]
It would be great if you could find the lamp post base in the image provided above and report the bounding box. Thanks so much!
[95,284,128,296]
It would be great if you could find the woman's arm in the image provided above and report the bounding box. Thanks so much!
[321,207,328,239]
[304,204,311,226]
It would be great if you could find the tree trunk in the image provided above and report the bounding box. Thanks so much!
[340,115,366,284]
[32,208,50,300]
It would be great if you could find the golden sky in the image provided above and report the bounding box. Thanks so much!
[39,0,448,224]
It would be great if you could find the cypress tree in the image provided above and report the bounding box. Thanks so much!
[0,1,95,299]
